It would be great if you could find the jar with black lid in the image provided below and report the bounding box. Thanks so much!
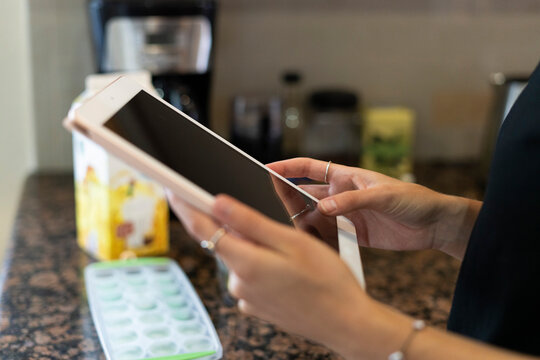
[302,89,361,166]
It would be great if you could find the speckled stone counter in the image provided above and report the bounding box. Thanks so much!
[0,165,481,359]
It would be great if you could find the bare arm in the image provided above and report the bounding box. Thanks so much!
[334,299,537,360]
[168,193,532,360]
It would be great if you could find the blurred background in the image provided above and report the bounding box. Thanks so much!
[1,0,540,264]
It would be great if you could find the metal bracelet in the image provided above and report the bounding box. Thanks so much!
[388,320,426,360]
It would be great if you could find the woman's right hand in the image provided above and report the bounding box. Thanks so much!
[268,158,482,259]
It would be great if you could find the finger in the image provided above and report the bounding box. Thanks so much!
[237,299,276,325]
[180,219,268,278]
[220,238,273,282]
[167,192,212,238]
[180,216,272,279]
[267,157,341,183]
[227,271,245,299]
[166,189,184,210]
[212,194,297,252]
[298,184,330,200]
[227,269,265,301]
[168,192,262,265]
[318,188,395,216]
[168,192,282,283]
[167,192,192,218]
[237,299,259,317]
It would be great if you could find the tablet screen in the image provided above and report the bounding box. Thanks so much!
[104,90,338,249]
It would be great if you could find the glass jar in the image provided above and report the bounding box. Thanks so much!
[302,90,361,166]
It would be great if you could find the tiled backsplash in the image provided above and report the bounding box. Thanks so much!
[27,0,540,169]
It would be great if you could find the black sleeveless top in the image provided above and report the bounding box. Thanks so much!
[448,62,540,355]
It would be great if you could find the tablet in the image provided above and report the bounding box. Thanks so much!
[64,76,365,288]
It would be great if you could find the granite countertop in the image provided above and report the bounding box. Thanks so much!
[0,164,482,359]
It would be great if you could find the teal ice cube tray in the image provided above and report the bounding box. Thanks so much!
[84,258,222,360]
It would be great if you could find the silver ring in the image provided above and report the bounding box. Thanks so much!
[324,161,332,183]
[290,204,312,220]
[200,227,227,255]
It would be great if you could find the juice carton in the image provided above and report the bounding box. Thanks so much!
[71,71,169,260]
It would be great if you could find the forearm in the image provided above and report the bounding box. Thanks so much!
[406,323,537,360]
[433,195,483,260]
[332,300,537,360]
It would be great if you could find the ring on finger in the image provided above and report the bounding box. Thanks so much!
[324,160,332,184]
[200,227,227,255]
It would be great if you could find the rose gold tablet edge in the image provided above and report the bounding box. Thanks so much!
[70,79,215,215]
[69,76,363,283]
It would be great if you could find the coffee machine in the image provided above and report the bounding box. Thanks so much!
[88,0,217,126]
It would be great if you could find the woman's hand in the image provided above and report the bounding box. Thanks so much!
[167,192,377,356]
[268,158,482,259]
[168,191,532,360]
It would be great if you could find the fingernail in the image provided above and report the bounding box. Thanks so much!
[214,197,233,219]
[320,199,337,213]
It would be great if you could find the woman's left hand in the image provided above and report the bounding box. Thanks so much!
[167,192,375,356]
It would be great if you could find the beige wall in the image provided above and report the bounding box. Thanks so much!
[29,0,94,170]
[211,8,540,160]
[0,0,36,263]
[26,1,540,170]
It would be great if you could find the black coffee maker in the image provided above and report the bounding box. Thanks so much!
[88,0,217,126]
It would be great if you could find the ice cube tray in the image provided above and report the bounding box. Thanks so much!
[84,258,222,360]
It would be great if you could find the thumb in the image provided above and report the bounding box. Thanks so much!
[318,187,395,215]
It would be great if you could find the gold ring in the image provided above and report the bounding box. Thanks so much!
[200,227,227,255]
[324,161,332,183]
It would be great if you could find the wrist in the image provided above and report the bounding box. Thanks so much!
[433,195,482,259]
[328,297,413,360]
